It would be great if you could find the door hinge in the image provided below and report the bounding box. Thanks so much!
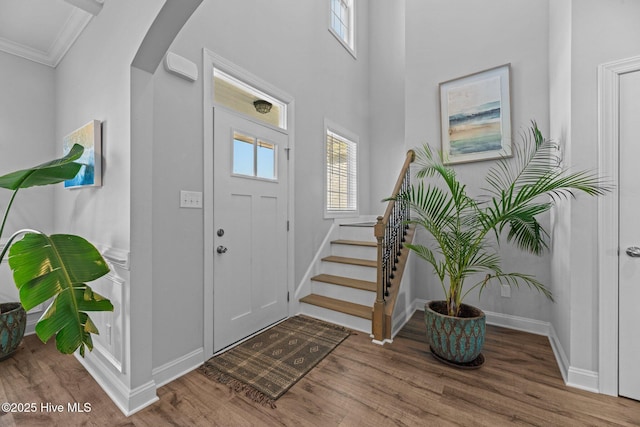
[287,220,290,231]
[287,291,290,302]
[285,147,290,160]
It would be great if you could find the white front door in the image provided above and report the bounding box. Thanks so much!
[619,69,640,401]
[213,107,289,351]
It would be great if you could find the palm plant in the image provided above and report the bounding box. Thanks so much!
[401,123,609,317]
[0,144,112,356]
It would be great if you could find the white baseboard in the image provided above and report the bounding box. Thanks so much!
[152,347,204,388]
[567,367,599,393]
[484,311,550,336]
[293,222,338,302]
[413,299,551,336]
[25,317,37,336]
[371,337,392,346]
[76,352,158,416]
[391,302,418,339]
[24,306,45,336]
[413,298,600,394]
[542,322,598,392]
[548,323,569,383]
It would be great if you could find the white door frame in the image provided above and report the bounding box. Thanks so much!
[202,49,295,358]
[597,54,640,396]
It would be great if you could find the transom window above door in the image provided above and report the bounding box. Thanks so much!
[214,68,287,130]
[233,131,277,180]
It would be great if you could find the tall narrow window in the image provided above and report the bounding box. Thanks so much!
[326,125,357,216]
[329,0,355,57]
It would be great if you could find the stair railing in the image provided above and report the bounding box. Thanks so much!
[373,150,415,342]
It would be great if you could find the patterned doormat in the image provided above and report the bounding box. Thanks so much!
[198,316,351,408]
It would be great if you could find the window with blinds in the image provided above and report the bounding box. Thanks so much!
[326,128,357,215]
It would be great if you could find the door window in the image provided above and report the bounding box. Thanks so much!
[232,131,277,180]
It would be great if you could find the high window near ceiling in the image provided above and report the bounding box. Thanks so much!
[325,121,358,217]
[329,0,355,57]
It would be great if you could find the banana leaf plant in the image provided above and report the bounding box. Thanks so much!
[399,123,610,317]
[0,144,112,356]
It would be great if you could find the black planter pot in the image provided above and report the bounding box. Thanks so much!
[424,300,485,365]
[0,302,27,360]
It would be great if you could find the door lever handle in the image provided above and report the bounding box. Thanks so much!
[626,246,640,257]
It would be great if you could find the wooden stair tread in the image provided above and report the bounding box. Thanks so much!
[331,239,377,247]
[322,255,377,268]
[311,274,376,292]
[300,294,372,320]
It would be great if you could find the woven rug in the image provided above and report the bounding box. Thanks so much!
[198,316,351,408]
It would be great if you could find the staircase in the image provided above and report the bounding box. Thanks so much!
[299,150,416,340]
[299,222,378,333]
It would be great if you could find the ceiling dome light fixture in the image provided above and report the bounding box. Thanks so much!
[253,99,273,114]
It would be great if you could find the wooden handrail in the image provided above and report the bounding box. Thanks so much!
[379,150,416,230]
[372,150,415,342]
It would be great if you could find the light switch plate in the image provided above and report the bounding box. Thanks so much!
[180,190,202,209]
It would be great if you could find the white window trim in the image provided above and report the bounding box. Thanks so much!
[328,0,357,59]
[324,119,359,218]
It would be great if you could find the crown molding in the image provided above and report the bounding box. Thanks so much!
[0,8,92,68]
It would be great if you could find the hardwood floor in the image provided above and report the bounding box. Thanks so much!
[1,312,639,426]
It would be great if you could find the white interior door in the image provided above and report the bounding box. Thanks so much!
[213,107,289,352]
[619,69,640,401]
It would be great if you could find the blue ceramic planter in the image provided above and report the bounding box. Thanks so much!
[0,302,26,360]
[424,300,485,364]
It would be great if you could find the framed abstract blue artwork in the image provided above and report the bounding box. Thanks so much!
[64,120,102,188]
[439,64,512,165]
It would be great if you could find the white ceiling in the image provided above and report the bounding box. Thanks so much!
[0,0,102,68]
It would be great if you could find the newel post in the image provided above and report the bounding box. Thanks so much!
[372,215,386,342]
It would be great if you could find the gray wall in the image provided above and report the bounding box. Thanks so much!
[369,0,407,209]
[54,0,165,399]
[550,0,640,373]
[548,0,572,365]
[150,0,373,368]
[6,0,635,401]
[402,0,552,320]
[0,51,55,301]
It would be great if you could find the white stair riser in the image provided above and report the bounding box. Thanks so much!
[310,281,375,306]
[321,261,377,282]
[338,226,376,242]
[298,303,371,334]
[331,244,377,260]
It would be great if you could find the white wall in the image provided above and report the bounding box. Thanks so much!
[548,0,572,371]
[551,0,640,376]
[369,0,407,210]
[7,0,635,410]
[149,0,372,368]
[55,1,157,250]
[54,0,166,414]
[404,0,552,321]
[0,51,55,304]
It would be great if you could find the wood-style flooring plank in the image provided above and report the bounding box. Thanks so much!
[1,313,639,426]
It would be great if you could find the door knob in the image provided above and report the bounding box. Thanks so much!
[626,246,640,257]
[216,245,228,254]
